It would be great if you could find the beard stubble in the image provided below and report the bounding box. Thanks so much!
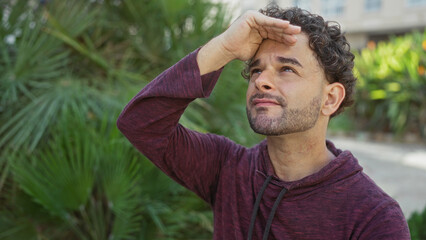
[246,93,322,136]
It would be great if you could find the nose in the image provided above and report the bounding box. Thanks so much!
[254,70,275,92]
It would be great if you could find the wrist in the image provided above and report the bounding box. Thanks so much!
[197,35,235,75]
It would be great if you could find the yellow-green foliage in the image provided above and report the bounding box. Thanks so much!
[353,31,426,138]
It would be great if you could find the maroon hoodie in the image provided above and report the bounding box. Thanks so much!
[117,49,410,239]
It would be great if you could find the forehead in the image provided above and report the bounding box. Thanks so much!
[252,33,318,67]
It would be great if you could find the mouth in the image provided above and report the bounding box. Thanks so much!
[252,98,281,107]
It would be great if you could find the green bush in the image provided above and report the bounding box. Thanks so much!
[0,0,234,238]
[352,31,426,139]
[408,206,426,240]
[1,110,214,239]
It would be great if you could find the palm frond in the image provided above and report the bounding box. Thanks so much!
[11,112,97,218]
[0,8,68,107]
[0,76,120,153]
[0,211,38,240]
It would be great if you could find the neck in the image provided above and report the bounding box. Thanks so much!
[266,121,335,182]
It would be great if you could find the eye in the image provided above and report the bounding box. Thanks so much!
[281,66,296,73]
[250,68,262,77]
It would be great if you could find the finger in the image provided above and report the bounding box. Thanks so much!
[282,34,298,45]
[265,24,301,36]
[250,11,301,34]
[285,25,302,34]
[263,25,300,37]
[259,25,299,45]
[250,17,301,45]
[250,14,289,33]
[265,30,298,46]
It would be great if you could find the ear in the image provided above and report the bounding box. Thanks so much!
[322,82,345,117]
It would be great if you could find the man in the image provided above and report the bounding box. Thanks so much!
[117,4,410,240]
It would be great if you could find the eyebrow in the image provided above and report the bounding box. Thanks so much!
[248,56,303,69]
[248,59,261,70]
[277,56,303,68]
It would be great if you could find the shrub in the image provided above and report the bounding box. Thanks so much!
[408,206,426,240]
[352,31,426,139]
[0,0,230,238]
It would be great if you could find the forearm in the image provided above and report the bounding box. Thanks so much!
[197,35,235,75]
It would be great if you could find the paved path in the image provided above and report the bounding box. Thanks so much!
[330,136,426,219]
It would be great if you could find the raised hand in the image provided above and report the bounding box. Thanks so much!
[219,11,301,61]
[197,11,301,75]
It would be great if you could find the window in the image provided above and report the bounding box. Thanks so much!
[406,0,426,6]
[365,0,381,12]
[321,0,345,16]
[293,0,311,11]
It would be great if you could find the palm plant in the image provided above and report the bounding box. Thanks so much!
[0,0,236,153]
[6,109,215,239]
[8,111,140,239]
[0,2,124,228]
[0,0,119,154]
[0,0,264,238]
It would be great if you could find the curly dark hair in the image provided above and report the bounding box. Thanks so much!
[242,5,356,117]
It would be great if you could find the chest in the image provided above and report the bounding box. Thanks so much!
[213,164,360,240]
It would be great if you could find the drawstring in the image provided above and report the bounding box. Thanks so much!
[247,175,273,240]
[247,175,288,240]
[262,187,287,240]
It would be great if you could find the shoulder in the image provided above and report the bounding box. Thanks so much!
[349,173,410,239]
[355,197,410,239]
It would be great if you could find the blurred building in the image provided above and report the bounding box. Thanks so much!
[220,0,426,49]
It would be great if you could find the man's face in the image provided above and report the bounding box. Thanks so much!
[246,33,328,136]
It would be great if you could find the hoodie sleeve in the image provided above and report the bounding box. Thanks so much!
[116,49,238,205]
[357,200,411,240]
